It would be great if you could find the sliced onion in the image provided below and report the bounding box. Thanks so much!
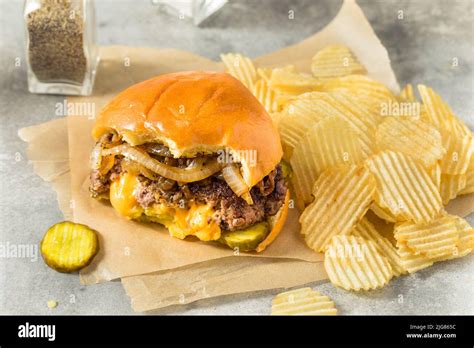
[102,144,223,183]
[90,142,103,170]
[222,164,253,205]
[121,158,160,181]
[90,133,118,171]
[110,132,121,144]
[186,157,206,169]
[90,145,115,175]
[99,155,115,175]
[241,192,254,205]
[122,159,176,191]
[141,143,173,157]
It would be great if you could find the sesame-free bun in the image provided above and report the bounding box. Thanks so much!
[92,71,283,187]
[256,190,290,252]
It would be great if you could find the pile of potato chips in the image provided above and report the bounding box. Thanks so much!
[221,45,474,292]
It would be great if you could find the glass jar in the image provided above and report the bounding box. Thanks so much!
[152,0,228,26]
[24,0,99,95]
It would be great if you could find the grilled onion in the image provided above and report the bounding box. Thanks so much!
[99,155,115,175]
[241,192,254,205]
[121,158,159,180]
[121,158,176,190]
[102,144,223,183]
[222,164,253,205]
[90,142,103,170]
[141,143,173,157]
[90,133,118,173]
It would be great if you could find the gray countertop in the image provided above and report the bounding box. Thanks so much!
[0,0,473,315]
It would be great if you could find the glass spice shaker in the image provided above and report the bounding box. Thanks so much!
[24,0,99,95]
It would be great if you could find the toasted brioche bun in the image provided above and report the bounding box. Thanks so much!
[92,71,283,187]
[256,190,290,252]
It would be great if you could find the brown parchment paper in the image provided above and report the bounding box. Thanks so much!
[18,0,474,311]
[18,118,73,220]
[122,257,327,312]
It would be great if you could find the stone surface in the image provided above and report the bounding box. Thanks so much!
[0,0,472,315]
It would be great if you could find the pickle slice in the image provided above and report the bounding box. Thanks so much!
[280,160,293,180]
[219,222,269,252]
[40,221,99,273]
[139,211,174,226]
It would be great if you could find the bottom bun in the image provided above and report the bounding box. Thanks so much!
[256,190,290,252]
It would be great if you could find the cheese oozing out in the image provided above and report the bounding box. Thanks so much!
[109,172,221,241]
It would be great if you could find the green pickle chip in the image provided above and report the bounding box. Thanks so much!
[219,222,270,252]
[40,221,99,273]
[280,160,293,180]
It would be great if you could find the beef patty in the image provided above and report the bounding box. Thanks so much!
[90,158,287,231]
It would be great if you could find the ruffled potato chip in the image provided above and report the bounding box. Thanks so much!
[277,96,332,158]
[291,116,365,207]
[351,217,406,276]
[459,157,474,195]
[311,44,366,79]
[394,215,461,259]
[397,216,473,273]
[324,235,393,291]
[365,151,442,224]
[418,84,471,137]
[319,92,378,156]
[300,165,375,252]
[439,133,474,175]
[399,84,415,102]
[321,75,398,119]
[439,174,467,204]
[220,53,256,90]
[270,67,321,95]
[252,79,278,113]
[375,117,444,168]
[271,287,338,315]
[397,243,434,273]
[370,201,398,223]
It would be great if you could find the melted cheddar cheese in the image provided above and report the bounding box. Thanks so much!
[109,173,221,241]
[109,173,143,219]
[168,204,221,241]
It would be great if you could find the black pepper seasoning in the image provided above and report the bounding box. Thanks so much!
[24,0,99,95]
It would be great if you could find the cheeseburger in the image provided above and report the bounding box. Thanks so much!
[89,71,289,252]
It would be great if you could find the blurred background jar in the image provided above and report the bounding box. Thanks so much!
[24,0,99,95]
[152,0,228,26]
